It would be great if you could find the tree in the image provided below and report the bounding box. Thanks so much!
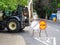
[33,0,49,18]
[18,0,28,6]
[0,0,28,11]
[49,0,57,13]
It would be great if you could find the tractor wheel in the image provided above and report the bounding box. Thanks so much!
[7,19,20,32]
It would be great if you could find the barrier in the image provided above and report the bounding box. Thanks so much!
[50,13,57,22]
[30,20,48,37]
[39,20,48,37]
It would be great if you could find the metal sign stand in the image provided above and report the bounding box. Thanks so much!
[39,29,48,37]
[32,30,34,37]
[31,20,39,37]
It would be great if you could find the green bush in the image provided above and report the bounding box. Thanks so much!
[0,0,28,11]
[58,3,60,8]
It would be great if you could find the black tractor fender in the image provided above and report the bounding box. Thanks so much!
[6,16,21,22]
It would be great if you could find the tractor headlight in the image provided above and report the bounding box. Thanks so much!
[25,16,27,19]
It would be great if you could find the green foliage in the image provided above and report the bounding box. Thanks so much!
[50,1,57,13]
[33,0,57,19]
[58,3,60,8]
[18,0,28,6]
[0,0,28,11]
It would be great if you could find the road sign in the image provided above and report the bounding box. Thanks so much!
[53,17,56,22]
[39,20,47,30]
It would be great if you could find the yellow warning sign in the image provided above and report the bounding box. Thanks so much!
[39,20,47,30]
[53,17,56,22]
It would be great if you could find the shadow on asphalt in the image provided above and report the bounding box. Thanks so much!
[0,29,26,34]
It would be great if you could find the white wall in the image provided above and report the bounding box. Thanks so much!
[57,11,60,20]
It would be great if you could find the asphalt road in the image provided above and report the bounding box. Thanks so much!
[0,20,60,45]
[23,20,60,45]
[0,28,41,45]
[46,20,60,45]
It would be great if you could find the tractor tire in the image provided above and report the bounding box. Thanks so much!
[7,19,20,32]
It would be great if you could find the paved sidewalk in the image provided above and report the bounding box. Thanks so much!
[0,33,26,45]
[40,18,60,24]
[56,20,60,23]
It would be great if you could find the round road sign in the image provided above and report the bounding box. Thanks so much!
[39,20,47,30]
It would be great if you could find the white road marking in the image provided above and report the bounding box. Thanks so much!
[34,37,56,45]
[53,37,56,45]
[34,37,49,45]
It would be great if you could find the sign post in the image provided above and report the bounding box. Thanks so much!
[39,20,48,37]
